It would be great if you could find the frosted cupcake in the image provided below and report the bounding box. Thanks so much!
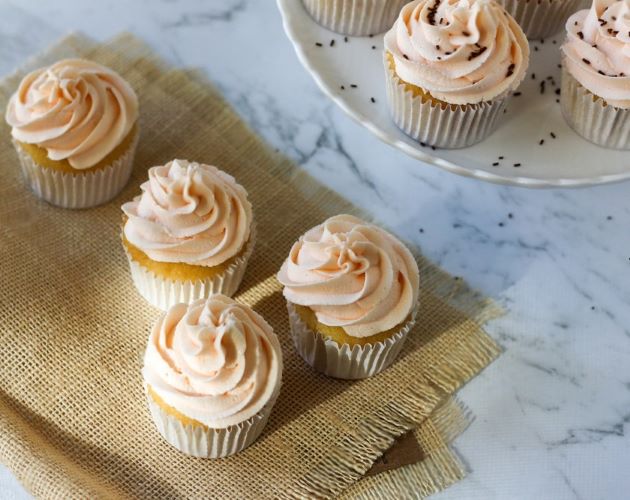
[277,214,419,379]
[122,159,255,310]
[497,0,588,39]
[302,0,408,36]
[5,59,139,209]
[560,0,630,149]
[383,0,529,148]
[143,296,283,457]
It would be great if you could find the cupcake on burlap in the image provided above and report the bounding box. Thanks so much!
[5,59,139,209]
[497,0,588,40]
[302,0,408,36]
[122,159,255,310]
[383,0,529,148]
[143,295,283,458]
[277,214,419,380]
[560,0,630,149]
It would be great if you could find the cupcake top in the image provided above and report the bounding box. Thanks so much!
[143,295,282,428]
[5,58,138,169]
[562,0,630,109]
[384,0,529,105]
[122,159,253,267]
[277,214,419,338]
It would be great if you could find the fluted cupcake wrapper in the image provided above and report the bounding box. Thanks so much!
[146,385,280,458]
[13,131,139,209]
[124,226,256,310]
[560,67,630,150]
[384,54,508,149]
[498,0,587,40]
[302,0,407,36]
[287,301,417,380]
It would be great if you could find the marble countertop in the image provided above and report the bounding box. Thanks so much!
[1,1,629,498]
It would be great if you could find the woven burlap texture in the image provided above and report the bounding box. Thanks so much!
[0,33,501,499]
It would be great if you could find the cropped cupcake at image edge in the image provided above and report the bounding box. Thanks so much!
[497,0,589,40]
[277,214,420,380]
[302,0,408,36]
[383,0,530,148]
[4,59,139,209]
[143,295,283,458]
[560,0,630,149]
[121,159,255,310]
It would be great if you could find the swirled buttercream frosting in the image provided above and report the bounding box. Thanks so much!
[143,296,282,428]
[122,159,253,267]
[384,0,529,104]
[5,58,138,169]
[277,214,420,338]
[562,0,630,109]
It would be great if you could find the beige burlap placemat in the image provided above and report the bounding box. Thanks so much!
[0,33,501,499]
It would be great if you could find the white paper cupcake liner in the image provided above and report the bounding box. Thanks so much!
[302,0,407,36]
[498,0,587,40]
[124,226,256,310]
[560,67,630,150]
[13,130,139,209]
[287,301,417,380]
[384,54,508,149]
[146,385,280,458]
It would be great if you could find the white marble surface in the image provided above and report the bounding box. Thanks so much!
[0,1,629,499]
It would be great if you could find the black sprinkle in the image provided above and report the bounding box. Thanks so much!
[468,46,487,61]
[598,70,606,75]
[431,145,436,151]
[403,54,409,60]
[555,88,561,95]
[372,45,376,50]
[340,85,345,90]
[531,73,536,80]
[592,44,598,48]
[557,63,562,69]
[498,156,504,160]
[513,163,521,167]
[508,213,513,219]
[462,30,470,36]
[577,31,584,40]
[582,58,591,65]
[436,44,440,50]
[513,91,522,97]
[370,97,376,103]
[369,34,374,38]
[550,132,556,139]
[540,80,546,94]
[330,39,335,47]
[506,63,515,77]
[539,139,545,145]
[419,228,424,233]
[540,38,545,44]
[498,222,504,227]
[315,42,323,47]
[552,40,557,44]
[350,84,358,88]
[420,142,427,147]
[492,162,500,166]
[344,36,348,43]
[556,99,560,103]
[534,46,539,52]
[437,56,442,60]
[607,215,613,220]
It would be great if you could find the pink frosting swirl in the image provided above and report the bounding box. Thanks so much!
[5,58,138,169]
[122,159,252,267]
[143,295,282,428]
[384,0,529,104]
[562,0,630,109]
[277,215,420,338]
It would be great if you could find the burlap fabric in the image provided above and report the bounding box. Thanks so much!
[0,33,501,499]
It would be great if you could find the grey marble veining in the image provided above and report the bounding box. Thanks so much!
[0,1,629,499]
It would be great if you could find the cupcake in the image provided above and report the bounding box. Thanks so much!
[497,0,588,39]
[122,159,255,310]
[277,214,419,380]
[5,59,139,209]
[302,0,408,36]
[143,295,283,457]
[383,0,530,148]
[560,0,630,149]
